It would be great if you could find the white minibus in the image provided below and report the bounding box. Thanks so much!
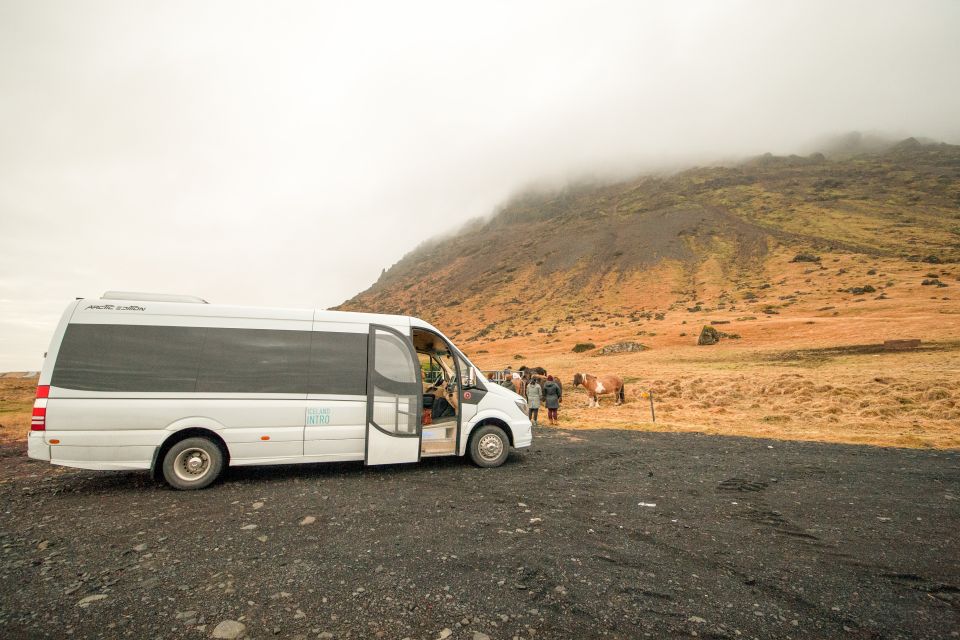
[27,292,533,489]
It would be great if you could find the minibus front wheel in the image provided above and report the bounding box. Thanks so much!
[469,424,510,468]
[161,437,225,490]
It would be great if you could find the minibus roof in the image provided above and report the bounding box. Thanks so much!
[102,291,209,304]
[81,295,415,327]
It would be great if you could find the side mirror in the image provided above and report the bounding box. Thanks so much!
[465,367,478,389]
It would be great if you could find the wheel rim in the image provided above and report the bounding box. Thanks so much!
[478,433,504,461]
[173,447,212,482]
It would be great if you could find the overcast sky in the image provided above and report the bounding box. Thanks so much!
[1,1,959,370]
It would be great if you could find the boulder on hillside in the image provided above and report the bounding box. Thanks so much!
[594,341,648,355]
[697,326,721,346]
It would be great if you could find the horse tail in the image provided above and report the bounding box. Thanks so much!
[619,384,626,404]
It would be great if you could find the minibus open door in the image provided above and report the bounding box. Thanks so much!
[364,324,422,465]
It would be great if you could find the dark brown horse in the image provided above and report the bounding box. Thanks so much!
[572,372,625,407]
[519,366,548,389]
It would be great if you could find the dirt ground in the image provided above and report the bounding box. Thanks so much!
[1,428,957,640]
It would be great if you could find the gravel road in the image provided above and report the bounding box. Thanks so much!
[1,428,957,639]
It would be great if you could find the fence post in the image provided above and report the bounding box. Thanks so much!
[649,391,655,423]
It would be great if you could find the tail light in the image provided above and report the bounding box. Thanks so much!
[31,385,49,431]
[31,407,46,431]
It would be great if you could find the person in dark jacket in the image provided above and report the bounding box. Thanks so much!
[543,375,562,425]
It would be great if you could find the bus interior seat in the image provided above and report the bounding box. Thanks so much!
[431,396,455,420]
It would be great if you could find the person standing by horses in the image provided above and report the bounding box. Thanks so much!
[511,369,525,396]
[543,375,562,426]
[526,376,543,427]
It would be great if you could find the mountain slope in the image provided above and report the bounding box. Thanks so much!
[338,140,959,344]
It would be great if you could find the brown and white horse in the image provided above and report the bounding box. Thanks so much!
[572,372,625,407]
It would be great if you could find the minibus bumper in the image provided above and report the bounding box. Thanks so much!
[510,418,534,449]
[27,432,50,461]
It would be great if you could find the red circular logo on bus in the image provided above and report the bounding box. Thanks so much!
[464,391,472,400]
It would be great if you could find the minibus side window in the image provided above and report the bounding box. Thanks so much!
[196,329,311,394]
[51,324,205,392]
[457,354,478,389]
[374,333,418,384]
[308,331,367,395]
[52,324,369,395]
[370,329,419,436]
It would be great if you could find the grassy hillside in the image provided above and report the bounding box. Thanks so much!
[339,139,959,340]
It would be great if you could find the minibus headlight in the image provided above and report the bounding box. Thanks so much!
[515,399,528,415]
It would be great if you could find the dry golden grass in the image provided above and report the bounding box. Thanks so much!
[464,250,960,449]
[0,377,34,443]
[531,346,960,450]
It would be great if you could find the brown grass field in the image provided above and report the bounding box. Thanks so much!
[493,343,960,449]
[463,249,960,449]
[0,377,33,444]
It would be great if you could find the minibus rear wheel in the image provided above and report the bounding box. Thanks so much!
[469,424,509,468]
[161,437,225,490]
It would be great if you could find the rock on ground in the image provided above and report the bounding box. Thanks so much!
[697,325,721,345]
[594,341,647,355]
[76,594,107,607]
[211,619,246,639]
